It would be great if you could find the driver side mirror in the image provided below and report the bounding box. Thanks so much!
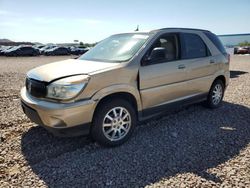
[142,47,166,65]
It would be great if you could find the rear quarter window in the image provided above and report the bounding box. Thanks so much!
[204,32,226,54]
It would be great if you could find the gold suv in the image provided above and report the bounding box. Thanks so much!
[21,28,230,146]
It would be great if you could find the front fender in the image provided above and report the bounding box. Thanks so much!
[91,84,142,111]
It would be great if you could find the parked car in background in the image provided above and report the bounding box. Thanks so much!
[69,47,89,55]
[44,46,70,56]
[4,46,40,56]
[0,46,13,55]
[34,45,45,49]
[40,45,57,54]
[243,47,250,54]
[21,28,230,147]
[234,47,250,54]
[3,46,19,55]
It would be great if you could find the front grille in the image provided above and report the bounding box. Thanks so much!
[26,78,47,98]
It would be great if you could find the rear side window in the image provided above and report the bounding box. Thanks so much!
[180,33,208,59]
[20,47,30,52]
[204,32,226,54]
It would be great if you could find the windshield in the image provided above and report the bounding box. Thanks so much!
[79,33,149,62]
[8,46,19,51]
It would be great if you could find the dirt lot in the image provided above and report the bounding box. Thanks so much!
[0,55,250,187]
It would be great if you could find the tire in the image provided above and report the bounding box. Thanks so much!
[91,98,136,147]
[204,79,225,109]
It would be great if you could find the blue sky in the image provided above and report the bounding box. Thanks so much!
[0,0,249,43]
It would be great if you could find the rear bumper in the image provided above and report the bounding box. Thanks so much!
[21,87,96,136]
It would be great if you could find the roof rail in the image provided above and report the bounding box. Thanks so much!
[151,28,210,33]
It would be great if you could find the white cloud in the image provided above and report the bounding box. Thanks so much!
[79,19,102,25]
[33,17,65,24]
[31,17,103,25]
[0,10,11,15]
[0,21,20,27]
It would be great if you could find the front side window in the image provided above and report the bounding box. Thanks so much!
[181,33,208,59]
[79,34,150,62]
[152,35,178,61]
[142,34,179,65]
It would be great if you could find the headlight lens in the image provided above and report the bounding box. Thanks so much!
[46,75,89,100]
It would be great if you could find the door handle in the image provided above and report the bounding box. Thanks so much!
[178,64,186,69]
[210,59,215,64]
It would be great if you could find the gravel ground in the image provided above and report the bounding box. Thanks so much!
[0,55,250,187]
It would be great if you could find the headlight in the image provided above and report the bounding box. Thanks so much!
[47,75,89,100]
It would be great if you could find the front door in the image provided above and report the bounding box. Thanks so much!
[139,33,190,111]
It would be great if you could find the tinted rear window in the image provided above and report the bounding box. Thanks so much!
[204,32,226,54]
[180,33,208,59]
[20,47,31,52]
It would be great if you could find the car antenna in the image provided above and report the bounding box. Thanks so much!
[135,25,139,31]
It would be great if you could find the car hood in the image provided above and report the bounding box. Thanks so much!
[27,59,119,82]
[5,49,17,52]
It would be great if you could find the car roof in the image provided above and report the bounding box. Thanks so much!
[114,28,212,36]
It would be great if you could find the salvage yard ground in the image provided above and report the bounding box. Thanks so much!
[0,55,250,187]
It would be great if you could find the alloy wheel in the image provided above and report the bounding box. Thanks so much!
[102,107,131,141]
[212,84,223,105]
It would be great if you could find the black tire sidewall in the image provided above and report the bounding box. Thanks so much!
[91,99,136,147]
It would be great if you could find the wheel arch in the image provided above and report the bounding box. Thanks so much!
[91,85,142,120]
[214,75,226,87]
[95,92,138,111]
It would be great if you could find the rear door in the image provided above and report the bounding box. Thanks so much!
[139,33,190,111]
[179,32,216,95]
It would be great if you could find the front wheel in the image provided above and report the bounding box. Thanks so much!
[91,99,136,147]
[205,79,225,109]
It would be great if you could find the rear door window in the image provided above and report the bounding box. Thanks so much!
[20,47,28,54]
[26,47,33,53]
[180,33,209,59]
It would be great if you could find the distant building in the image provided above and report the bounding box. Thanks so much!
[218,33,250,47]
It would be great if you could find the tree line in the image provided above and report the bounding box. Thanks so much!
[238,41,250,47]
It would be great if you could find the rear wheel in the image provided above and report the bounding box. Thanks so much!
[205,79,225,109]
[91,99,136,147]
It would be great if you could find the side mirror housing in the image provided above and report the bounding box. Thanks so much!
[142,47,166,65]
